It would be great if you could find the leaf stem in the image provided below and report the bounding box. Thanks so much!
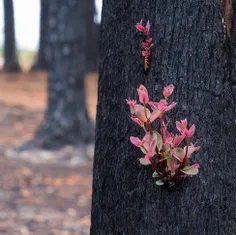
[150,158,164,180]
[183,138,190,167]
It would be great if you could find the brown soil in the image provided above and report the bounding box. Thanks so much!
[0,71,98,235]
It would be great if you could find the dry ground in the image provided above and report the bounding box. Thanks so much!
[0,71,98,235]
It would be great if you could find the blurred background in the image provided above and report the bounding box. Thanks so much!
[0,0,101,234]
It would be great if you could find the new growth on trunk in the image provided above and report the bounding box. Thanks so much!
[127,84,200,187]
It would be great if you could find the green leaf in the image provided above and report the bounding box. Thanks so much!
[181,168,199,175]
[171,147,185,162]
[153,131,162,152]
[182,165,191,171]
[165,145,171,152]
[139,158,150,165]
[152,171,158,178]
[155,180,164,186]
[140,146,147,154]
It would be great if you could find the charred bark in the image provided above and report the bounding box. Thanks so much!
[3,0,21,72]
[231,0,236,81]
[91,0,236,234]
[35,0,93,149]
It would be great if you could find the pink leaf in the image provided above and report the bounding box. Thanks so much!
[130,136,143,147]
[137,85,149,104]
[172,135,185,148]
[171,148,185,162]
[163,84,174,98]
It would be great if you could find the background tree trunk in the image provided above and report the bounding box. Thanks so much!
[85,0,100,73]
[31,0,49,71]
[91,0,236,234]
[3,0,21,72]
[35,0,93,149]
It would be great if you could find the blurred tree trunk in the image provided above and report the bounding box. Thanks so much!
[85,0,99,72]
[31,0,49,71]
[35,0,93,149]
[3,0,21,72]
[91,0,236,234]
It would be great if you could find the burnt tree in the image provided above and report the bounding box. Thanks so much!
[31,0,49,71]
[91,0,236,234]
[3,0,21,72]
[35,0,93,149]
[85,0,99,72]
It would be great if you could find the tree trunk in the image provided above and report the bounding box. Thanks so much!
[231,0,236,82]
[3,0,21,72]
[85,0,99,73]
[91,0,236,234]
[31,0,49,71]
[35,0,93,149]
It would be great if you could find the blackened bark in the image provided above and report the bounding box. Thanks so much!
[31,0,49,71]
[91,0,236,234]
[85,0,99,72]
[231,0,236,81]
[35,0,93,149]
[3,0,21,72]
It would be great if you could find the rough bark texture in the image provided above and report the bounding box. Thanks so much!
[31,0,49,71]
[3,0,21,72]
[85,0,100,72]
[91,0,236,234]
[231,0,236,81]
[35,0,93,149]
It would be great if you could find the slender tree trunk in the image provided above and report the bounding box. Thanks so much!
[35,0,93,149]
[91,0,236,234]
[85,0,99,73]
[3,0,21,72]
[31,0,49,71]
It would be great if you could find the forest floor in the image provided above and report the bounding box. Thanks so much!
[0,71,98,235]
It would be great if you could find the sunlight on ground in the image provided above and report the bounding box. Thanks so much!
[0,72,98,120]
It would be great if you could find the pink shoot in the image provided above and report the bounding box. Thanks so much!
[136,20,153,71]
[137,85,149,104]
[130,136,143,147]
[130,117,144,127]
[176,119,195,138]
[163,84,174,99]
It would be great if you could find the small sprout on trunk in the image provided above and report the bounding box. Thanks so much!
[127,84,200,187]
[136,20,153,72]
